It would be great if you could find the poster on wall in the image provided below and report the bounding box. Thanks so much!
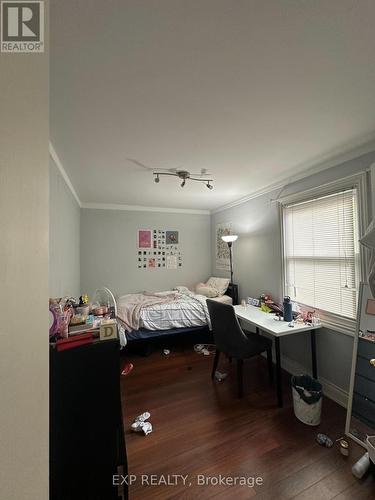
[137,229,182,269]
[216,222,231,270]
[166,231,179,244]
[138,229,152,249]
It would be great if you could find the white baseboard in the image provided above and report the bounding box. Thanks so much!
[280,354,349,408]
[261,351,349,408]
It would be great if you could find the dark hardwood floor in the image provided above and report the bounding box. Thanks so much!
[121,347,375,499]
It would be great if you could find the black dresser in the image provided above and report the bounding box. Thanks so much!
[50,339,128,500]
[353,337,375,430]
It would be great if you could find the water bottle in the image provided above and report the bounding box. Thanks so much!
[352,452,370,479]
[283,296,293,322]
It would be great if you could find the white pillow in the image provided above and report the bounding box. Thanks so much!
[196,284,218,298]
[206,277,230,296]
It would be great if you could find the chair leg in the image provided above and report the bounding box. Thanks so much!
[211,350,221,379]
[266,348,273,383]
[237,359,244,398]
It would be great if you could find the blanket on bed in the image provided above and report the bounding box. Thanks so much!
[117,289,211,332]
[117,292,179,331]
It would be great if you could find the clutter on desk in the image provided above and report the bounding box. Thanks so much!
[283,296,293,322]
[246,292,321,327]
[247,297,260,307]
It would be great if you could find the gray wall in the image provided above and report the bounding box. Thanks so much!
[49,158,81,297]
[81,209,211,297]
[0,11,49,499]
[212,151,375,396]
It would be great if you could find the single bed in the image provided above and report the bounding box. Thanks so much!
[116,279,237,345]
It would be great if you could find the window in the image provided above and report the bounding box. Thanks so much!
[283,188,360,320]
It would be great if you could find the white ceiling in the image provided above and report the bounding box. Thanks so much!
[50,0,375,211]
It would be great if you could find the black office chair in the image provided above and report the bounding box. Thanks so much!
[207,299,273,398]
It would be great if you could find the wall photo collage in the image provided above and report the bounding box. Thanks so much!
[137,229,182,270]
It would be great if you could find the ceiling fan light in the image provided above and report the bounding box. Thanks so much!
[154,174,160,183]
[181,179,186,187]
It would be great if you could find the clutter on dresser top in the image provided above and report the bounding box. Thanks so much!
[49,288,118,349]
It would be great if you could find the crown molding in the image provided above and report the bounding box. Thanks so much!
[49,142,82,207]
[81,202,210,215]
[50,138,375,217]
[212,137,375,214]
[211,181,286,214]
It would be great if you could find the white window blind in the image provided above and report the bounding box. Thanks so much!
[283,189,359,319]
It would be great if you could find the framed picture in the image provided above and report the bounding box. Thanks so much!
[166,230,179,245]
[138,229,152,249]
[216,222,231,270]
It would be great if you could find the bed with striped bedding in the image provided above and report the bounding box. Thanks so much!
[117,288,232,341]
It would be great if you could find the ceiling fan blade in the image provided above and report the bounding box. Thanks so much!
[190,172,212,177]
[126,158,154,171]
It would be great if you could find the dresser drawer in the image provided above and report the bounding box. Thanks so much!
[357,338,375,360]
[354,374,375,402]
[352,393,375,428]
[356,355,375,382]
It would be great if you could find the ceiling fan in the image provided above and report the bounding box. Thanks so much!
[127,159,214,189]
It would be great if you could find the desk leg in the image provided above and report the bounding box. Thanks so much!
[275,337,283,407]
[311,331,318,379]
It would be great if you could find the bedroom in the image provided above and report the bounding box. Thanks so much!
[2,1,375,499]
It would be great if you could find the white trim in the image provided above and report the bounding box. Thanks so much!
[212,140,375,214]
[345,284,362,444]
[277,171,366,206]
[49,140,374,217]
[279,171,368,335]
[81,202,210,215]
[280,353,349,408]
[49,142,81,207]
[212,181,287,214]
[320,314,356,337]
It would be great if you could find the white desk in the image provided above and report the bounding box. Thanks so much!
[234,305,321,407]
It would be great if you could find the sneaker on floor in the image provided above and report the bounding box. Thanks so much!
[134,411,151,423]
[131,420,153,435]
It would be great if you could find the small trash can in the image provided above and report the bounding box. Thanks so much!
[291,375,322,426]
